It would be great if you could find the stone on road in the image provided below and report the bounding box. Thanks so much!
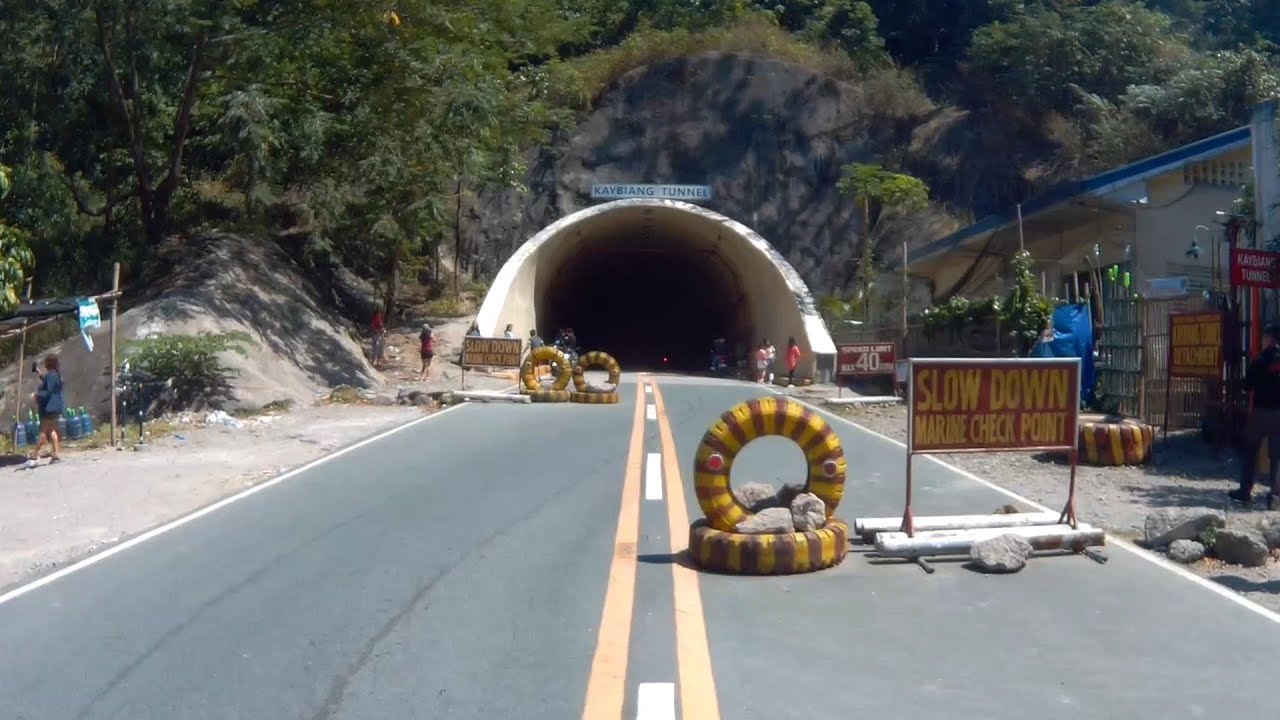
[969,534,1034,573]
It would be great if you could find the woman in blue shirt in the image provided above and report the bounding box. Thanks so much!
[27,354,64,466]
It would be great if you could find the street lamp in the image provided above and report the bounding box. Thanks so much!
[1188,225,1210,260]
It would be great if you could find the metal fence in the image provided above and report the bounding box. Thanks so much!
[838,292,1217,430]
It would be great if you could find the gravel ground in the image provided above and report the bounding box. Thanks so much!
[810,393,1280,614]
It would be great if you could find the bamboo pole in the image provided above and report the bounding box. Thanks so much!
[11,279,34,445]
[109,263,121,447]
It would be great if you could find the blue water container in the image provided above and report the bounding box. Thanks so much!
[65,409,82,440]
[14,421,27,447]
[79,407,93,437]
[25,413,38,443]
[55,413,67,440]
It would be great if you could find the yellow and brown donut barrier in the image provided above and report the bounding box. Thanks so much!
[571,350,621,404]
[520,346,573,402]
[1078,414,1154,466]
[687,396,850,575]
[573,351,622,407]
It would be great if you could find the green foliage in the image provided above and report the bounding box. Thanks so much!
[837,163,930,213]
[126,331,255,410]
[0,0,1275,320]
[0,164,35,314]
[921,251,1051,354]
[967,1,1185,119]
[1000,250,1054,352]
[836,163,930,316]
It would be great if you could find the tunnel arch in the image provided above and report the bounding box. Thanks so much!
[476,199,836,379]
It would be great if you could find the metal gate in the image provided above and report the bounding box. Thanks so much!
[1095,270,1141,417]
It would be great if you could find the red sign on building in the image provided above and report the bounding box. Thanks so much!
[837,342,896,377]
[1231,247,1280,288]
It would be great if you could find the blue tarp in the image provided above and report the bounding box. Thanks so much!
[1030,302,1095,406]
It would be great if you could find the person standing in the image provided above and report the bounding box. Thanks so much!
[25,354,64,468]
[504,323,516,339]
[754,342,768,383]
[1231,324,1280,509]
[370,310,387,369]
[418,323,435,381]
[764,338,777,384]
[785,337,802,387]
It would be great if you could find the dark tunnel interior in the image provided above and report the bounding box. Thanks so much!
[539,243,749,371]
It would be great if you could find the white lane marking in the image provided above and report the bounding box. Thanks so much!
[0,397,495,608]
[636,682,676,720]
[646,404,657,421]
[645,453,664,501]
[769,387,1280,626]
[644,385,653,394]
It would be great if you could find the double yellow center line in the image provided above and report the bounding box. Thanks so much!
[580,377,721,720]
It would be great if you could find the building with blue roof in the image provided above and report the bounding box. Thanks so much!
[904,125,1255,302]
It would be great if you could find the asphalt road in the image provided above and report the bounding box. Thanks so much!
[0,376,1276,719]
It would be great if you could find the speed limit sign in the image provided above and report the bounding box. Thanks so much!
[837,342,896,378]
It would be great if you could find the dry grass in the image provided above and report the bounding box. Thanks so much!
[560,14,931,116]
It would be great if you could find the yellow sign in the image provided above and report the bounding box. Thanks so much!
[462,337,523,368]
[1167,312,1223,379]
[910,359,1080,453]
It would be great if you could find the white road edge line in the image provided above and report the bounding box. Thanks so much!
[645,453,664,501]
[767,387,1280,626]
[0,392,503,608]
[636,682,676,720]
[646,404,658,421]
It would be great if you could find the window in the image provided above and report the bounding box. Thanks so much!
[1182,158,1250,188]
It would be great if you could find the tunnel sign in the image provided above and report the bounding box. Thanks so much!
[590,184,713,203]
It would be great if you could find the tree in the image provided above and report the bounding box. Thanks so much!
[0,165,36,313]
[966,1,1185,119]
[836,163,929,319]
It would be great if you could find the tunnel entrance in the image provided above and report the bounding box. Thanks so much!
[540,244,748,371]
[477,199,837,382]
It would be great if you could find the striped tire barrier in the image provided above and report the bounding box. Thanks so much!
[688,517,850,575]
[693,396,847,532]
[572,351,622,392]
[520,346,572,392]
[570,390,619,404]
[1079,415,1154,466]
[529,389,572,403]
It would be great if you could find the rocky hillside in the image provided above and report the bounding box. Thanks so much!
[468,51,1052,298]
[0,234,381,418]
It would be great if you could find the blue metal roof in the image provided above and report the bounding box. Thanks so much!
[905,125,1252,266]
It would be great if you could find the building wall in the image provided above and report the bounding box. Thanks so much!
[1132,172,1247,292]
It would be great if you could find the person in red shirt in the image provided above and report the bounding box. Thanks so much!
[785,337,802,386]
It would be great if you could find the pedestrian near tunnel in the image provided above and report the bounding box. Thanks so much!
[24,354,64,468]
[1230,323,1280,509]
[785,337,801,386]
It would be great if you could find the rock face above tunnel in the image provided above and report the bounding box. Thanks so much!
[467,51,996,301]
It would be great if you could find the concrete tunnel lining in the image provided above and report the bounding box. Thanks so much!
[476,199,836,379]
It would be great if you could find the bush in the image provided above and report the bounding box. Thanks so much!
[125,331,255,411]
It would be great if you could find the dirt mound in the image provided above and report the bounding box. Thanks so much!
[1,233,380,418]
